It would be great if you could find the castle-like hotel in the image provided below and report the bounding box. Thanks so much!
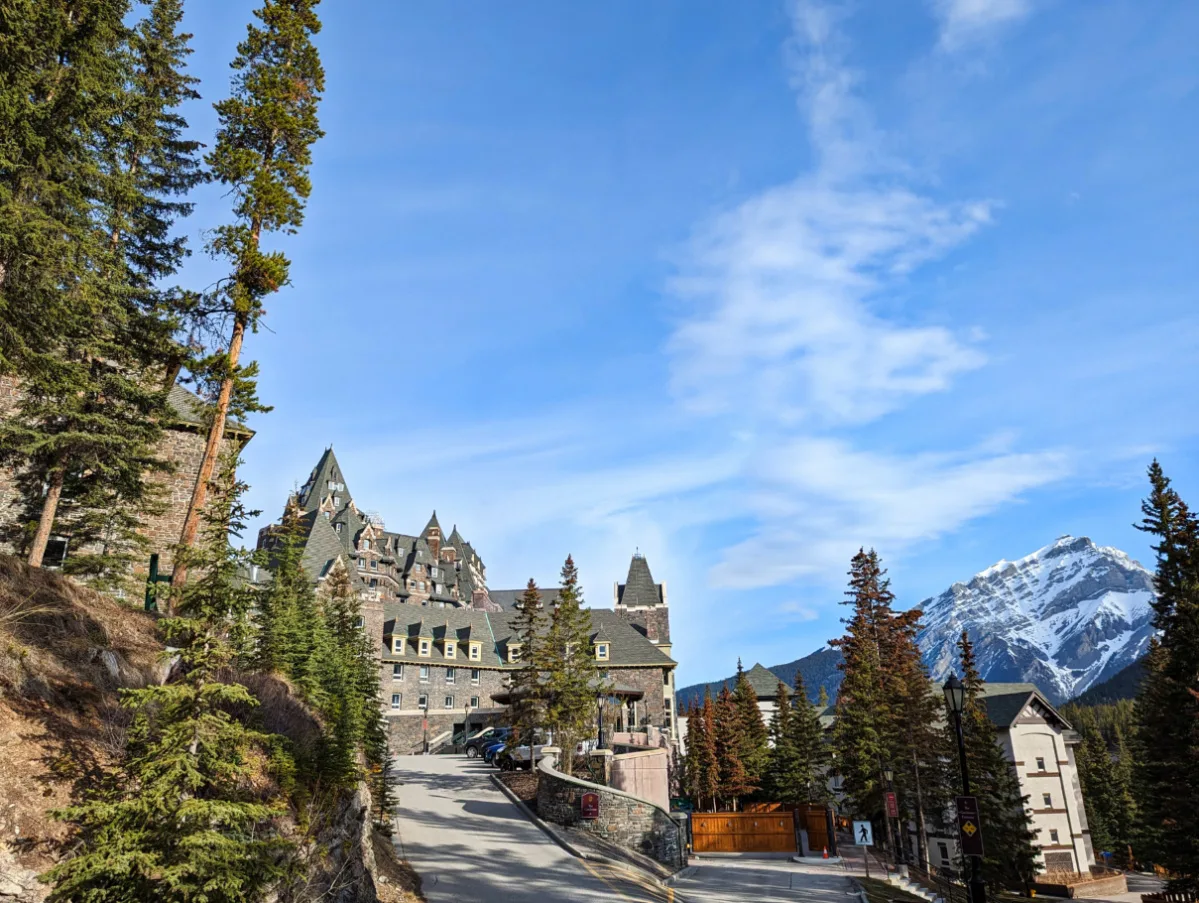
[258,448,679,754]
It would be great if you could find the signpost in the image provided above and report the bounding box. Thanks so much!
[581,792,600,819]
[854,821,874,878]
[885,791,899,819]
[956,795,984,857]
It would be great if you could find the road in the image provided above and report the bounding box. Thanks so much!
[391,754,861,903]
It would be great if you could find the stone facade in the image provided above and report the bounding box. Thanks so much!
[380,661,509,754]
[0,376,248,578]
[536,753,684,870]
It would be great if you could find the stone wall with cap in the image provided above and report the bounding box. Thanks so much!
[536,750,684,870]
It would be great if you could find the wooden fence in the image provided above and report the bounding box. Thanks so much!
[691,812,797,854]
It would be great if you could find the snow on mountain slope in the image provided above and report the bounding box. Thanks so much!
[916,536,1156,704]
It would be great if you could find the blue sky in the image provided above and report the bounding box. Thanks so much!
[174,0,1199,686]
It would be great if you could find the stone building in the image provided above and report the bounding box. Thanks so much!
[0,376,251,579]
[261,448,681,756]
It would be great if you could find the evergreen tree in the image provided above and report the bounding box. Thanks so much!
[787,671,829,804]
[509,579,547,748]
[1133,461,1199,890]
[713,685,753,810]
[764,681,796,802]
[731,660,770,796]
[957,631,1038,889]
[174,0,325,586]
[543,555,601,775]
[43,455,292,903]
[686,697,720,812]
[831,550,891,838]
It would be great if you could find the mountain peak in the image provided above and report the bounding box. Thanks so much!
[917,536,1156,704]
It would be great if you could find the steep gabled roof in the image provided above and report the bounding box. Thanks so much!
[298,447,352,513]
[742,663,783,699]
[980,682,1072,730]
[617,552,663,607]
[422,511,442,536]
[299,510,351,580]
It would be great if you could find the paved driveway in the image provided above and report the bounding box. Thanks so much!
[391,754,860,903]
[391,754,672,902]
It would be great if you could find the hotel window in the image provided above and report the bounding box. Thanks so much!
[469,696,480,708]
[595,643,610,662]
[431,566,440,578]
[357,559,365,570]
[444,695,454,709]
[1036,756,1046,771]
[369,578,377,588]
[418,694,428,709]
[471,669,480,685]
[391,637,404,655]
[1049,829,1060,844]
[419,639,431,657]
[445,667,456,684]
[390,693,401,710]
[333,496,340,507]
[363,539,370,551]
[392,663,403,680]
[353,616,364,629]
[335,523,342,534]
[937,842,949,863]
[469,643,482,661]
[370,560,377,570]
[445,642,456,659]
[1043,793,1053,808]
[419,665,429,682]
[508,644,522,664]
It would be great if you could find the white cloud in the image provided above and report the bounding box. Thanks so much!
[931,0,1033,51]
[668,1,991,426]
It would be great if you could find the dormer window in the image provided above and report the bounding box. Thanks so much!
[595,643,610,662]
[357,559,365,570]
[391,637,405,655]
[370,560,377,570]
[363,539,371,551]
[419,639,431,657]
[445,641,457,659]
[335,523,342,533]
[333,496,340,507]
[508,644,523,664]
[469,642,482,661]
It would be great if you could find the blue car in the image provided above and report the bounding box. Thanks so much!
[482,738,508,764]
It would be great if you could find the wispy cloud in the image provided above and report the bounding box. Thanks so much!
[931,0,1033,52]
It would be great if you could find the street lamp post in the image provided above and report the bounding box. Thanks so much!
[943,675,987,903]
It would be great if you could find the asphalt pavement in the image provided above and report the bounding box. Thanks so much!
[391,753,863,903]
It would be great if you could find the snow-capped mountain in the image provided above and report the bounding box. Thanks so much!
[916,536,1156,704]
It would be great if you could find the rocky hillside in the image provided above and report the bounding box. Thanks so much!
[916,536,1156,704]
[0,556,411,903]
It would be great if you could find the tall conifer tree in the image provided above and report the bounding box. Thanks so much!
[509,579,547,748]
[1133,461,1199,890]
[731,660,770,795]
[174,0,325,586]
[713,685,753,810]
[544,555,601,774]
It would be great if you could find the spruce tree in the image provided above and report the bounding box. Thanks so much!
[788,671,829,804]
[694,693,720,812]
[43,456,292,903]
[1133,461,1199,890]
[831,550,892,840]
[509,579,547,749]
[174,0,325,586]
[713,685,753,810]
[731,660,769,796]
[543,555,601,775]
[764,680,796,802]
[957,631,1038,889]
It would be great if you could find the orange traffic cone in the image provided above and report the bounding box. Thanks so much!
[823,847,829,859]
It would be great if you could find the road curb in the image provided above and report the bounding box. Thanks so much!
[489,773,589,860]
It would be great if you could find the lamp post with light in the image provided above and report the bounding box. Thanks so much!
[943,674,987,903]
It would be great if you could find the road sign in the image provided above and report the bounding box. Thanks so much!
[581,792,600,819]
[956,795,984,857]
[885,791,899,819]
[853,820,874,846]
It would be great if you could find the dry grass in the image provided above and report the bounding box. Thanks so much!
[372,827,425,903]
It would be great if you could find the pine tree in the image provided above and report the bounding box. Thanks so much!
[731,660,769,796]
[713,685,753,810]
[764,680,796,801]
[788,670,829,804]
[174,0,325,586]
[1133,461,1199,890]
[43,455,292,903]
[509,579,547,748]
[693,693,720,812]
[957,631,1038,889]
[543,555,601,775]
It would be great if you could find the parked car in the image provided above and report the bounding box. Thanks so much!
[464,727,511,759]
[481,738,508,764]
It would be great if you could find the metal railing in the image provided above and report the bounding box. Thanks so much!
[906,862,970,903]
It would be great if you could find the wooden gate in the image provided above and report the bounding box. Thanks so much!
[796,804,831,853]
[691,812,797,854]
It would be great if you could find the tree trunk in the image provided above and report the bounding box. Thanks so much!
[911,747,930,871]
[28,468,66,568]
[170,315,246,589]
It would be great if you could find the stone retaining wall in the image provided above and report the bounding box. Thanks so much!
[536,751,684,870]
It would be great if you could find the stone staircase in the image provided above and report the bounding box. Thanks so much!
[885,870,946,903]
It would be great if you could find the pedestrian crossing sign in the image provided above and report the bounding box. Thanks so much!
[853,820,873,847]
